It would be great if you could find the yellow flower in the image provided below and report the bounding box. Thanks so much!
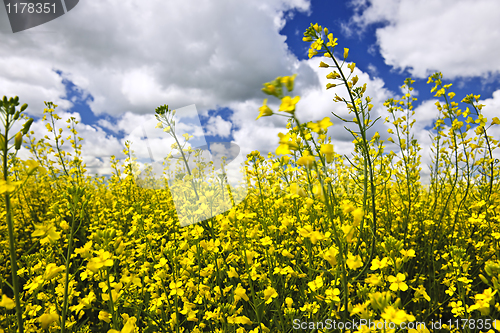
[0,179,22,194]
[289,183,307,197]
[326,34,338,48]
[170,281,184,296]
[370,257,388,270]
[32,223,61,245]
[276,143,291,155]
[381,306,409,326]
[325,288,341,303]
[320,144,334,163]
[261,236,272,246]
[342,225,355,243]
[279,96,300,114]
[346,253,363,270]
[38,312,59,329]
[388,273,408,291]
[344,48,349,59]
[43,263,65,280]
[307,276,324,292]
[98,311,111,324]
[400,249,416,258]
[263,286,278,304]
[281,74,297,92]
[234,284,249,303]
[297,153,315,169]
[256,99,273,120]
[351,207,363,226]
[121,316,137,333]
[321,247,338,266]
[228,316,252,325]
[87,250,114,273]
[0,294,15,309]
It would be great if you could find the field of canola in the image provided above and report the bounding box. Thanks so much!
[1,23,500,333]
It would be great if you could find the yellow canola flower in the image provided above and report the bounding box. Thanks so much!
[0,294,15,309]
[344,48,349,59]
[342,200,356,214]
[43,263,65,280]
[279,96,300,114]
[289,183,307,197]
[351,207,363,226]
[297,153,315,169]
[87,250,114,273]
[0,179,22,194]
[263,286,278,304]
[381,306,413,326]
[320,143,334,163]
[326,34,338,48]
[276,143,291,155]
[32,223,61,245]
[38,312,59,329]
[257,99,273,120]
[370,257,389,270]
[321,247,338,266]
[228,315,253,325]
[346,253,363,270]
[313,184,325,202]
[342,224,355,243]
[307,276,324,292]
[234,283,249,303]
[281,74,297,92]
[108,315,137,333]
[98,311,111,324]
[388,273,408,291]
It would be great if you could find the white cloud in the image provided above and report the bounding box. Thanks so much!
[347,0,500,79]
[0,0,312,118]
[205,115,232,138]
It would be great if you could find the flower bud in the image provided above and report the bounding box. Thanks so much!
[2,96,8,104]
[22,118,34,135]
[20,103,28,112]
[15,132,23,150]
[13,96,19,104]
[8,106,15,115]
[13,111,20,120]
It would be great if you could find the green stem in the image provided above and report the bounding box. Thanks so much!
[60,209,77,333]
[3,111,24,333]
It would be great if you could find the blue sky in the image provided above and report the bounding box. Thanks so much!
[1,0,499,182]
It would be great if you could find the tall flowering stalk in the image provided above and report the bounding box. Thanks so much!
[0,95,34,333]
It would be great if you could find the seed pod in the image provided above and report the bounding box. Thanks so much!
[15,132,23,150]
[20,103,28,112]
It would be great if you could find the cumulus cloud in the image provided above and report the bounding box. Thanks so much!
[345,0,500,79]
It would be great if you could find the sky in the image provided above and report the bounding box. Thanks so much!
[1,0,500,184]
